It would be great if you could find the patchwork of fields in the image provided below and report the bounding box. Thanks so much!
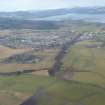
[0,21,105,105]
[0,75,105,105]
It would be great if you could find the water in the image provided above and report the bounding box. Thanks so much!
[37,13,105,23]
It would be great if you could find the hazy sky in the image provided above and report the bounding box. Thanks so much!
[0,0,105,11]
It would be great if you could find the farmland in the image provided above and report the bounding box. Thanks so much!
[0,19,105,105]
[61,40,105,87]
[0,75,105,105]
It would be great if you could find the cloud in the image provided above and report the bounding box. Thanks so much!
[0,0,105,11]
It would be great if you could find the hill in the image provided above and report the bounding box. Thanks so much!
[0,7,105,19]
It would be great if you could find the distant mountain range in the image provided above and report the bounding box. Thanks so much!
[0,7,105,19]
[0,7,105,29]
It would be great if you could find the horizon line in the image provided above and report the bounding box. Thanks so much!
[0,6,104,12]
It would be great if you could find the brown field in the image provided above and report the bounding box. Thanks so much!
[0,46,59,75]
[0,45,31,60]
[32,70,48,76]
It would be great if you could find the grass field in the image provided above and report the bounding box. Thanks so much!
[61,40,105,87]
[0,75,105,105]
[0,25,105,105]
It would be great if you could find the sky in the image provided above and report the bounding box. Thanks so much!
[0,0,105,11]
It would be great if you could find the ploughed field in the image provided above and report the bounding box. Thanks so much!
[0,21,105,105]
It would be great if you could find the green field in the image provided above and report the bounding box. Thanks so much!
[0,22,105,105]
[0,75,105,105]
[61,40,105,87]
[1,39,105,105]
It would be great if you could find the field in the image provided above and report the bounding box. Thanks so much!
[62,40,105,87]
[0,46,58,74]
[0,75,105,105]
[0,45,31,60]
[0,21,105,105]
